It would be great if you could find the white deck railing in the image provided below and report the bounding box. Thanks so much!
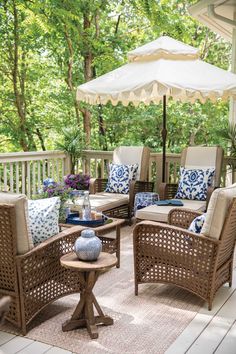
[0,151,70,198]
[0,150,235,198]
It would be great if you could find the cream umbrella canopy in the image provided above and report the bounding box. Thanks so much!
[77,35,236,182]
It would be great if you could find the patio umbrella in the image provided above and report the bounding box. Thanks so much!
[76,36,236,182]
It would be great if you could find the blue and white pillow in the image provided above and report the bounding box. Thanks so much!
[175,167,215,201]
[105,163,139,194]
[28,197,60,245]
[188,213,206,234]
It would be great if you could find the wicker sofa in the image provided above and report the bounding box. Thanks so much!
[133,183,236,310]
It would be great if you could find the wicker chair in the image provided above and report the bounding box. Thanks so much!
[0,200,84,334]
[89,146,153,221]
[136,145,224,223]
[133,184,236,310]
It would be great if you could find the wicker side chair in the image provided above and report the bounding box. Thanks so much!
[0,201,83,335]
[133,184,236,310]
[89,146,153,221]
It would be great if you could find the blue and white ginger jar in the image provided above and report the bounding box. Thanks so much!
[74,229,102,261]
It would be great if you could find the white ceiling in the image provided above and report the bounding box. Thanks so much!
[189,0,236,41]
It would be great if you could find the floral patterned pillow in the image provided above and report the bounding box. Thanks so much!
[188,213,206,234]
[105,163,139,194]
[175,167,215,201]
[28,197,60,245]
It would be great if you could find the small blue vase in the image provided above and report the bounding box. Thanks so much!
[74,229,102,261]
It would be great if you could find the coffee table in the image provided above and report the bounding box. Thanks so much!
[60,252,117,339]
[59,217,124,268]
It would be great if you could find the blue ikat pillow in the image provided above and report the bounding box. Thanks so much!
[175,167,215,201]
[28,197,60,245]
[105,163,139,194]
[188,213,206,234]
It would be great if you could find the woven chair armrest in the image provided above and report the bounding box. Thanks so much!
[168,208,203,229]
[159,183,178,200]
[89,178,108,194]
[133,221,219,264]
[16,226,83,262]
[129,180,154,211]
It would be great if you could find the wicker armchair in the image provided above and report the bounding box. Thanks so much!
[0,202,83,334]
[133,184,236,310]
[89,146,153,221]
[136,145,224,223]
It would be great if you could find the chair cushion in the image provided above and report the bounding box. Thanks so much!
[175,167,215,201]
[28,197,60,245]
[105,163,138,194]
[202,183,236,239]
[69,192,129,213]
[136,199,206,223]
[184,146,218,169]
[113,146,146,180]
[0,192,34,254]
[188,213,206,234]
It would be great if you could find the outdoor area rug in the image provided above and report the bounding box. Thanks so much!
[0,225,203,354]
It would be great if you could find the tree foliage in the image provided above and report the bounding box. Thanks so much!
[0,0,232,154]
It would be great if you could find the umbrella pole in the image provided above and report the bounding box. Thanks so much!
[162,95,167,183]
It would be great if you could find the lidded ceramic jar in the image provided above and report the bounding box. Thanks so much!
[74,229,102,261]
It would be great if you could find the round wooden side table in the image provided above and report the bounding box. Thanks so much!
[60,252,117,339]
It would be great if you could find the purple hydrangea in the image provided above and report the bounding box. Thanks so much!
[64,173,90,190]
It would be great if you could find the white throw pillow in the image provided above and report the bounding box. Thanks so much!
[28,197,60,245]
[105,163,139,194]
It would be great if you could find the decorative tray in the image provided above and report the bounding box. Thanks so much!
[66,213,108,227]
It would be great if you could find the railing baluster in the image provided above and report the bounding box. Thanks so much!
[3,163,8,191]
[16,162,19,193]
[9,163,14,192]
[47,159,50,178]
[62,158,65,178]
[43,160,46,181]
[52,159,55,179]
[37,161,41,192]
[27,161,31,198]
[21,162,25,194]
[101,159,104,178]
[32,162,36,196]
[56,159,59,181]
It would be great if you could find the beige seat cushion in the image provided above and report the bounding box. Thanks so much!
[70,192,129,213]
[136,199,206,223]
[0,192,33,254]
[202,183,236,239]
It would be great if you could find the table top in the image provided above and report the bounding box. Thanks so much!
[59,217,125,231]
[60,252,117,271]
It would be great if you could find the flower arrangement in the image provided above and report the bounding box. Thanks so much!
[64,173,90,191]
[36,178,74,222]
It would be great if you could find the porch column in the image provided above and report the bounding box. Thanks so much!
[229,11,236,124]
